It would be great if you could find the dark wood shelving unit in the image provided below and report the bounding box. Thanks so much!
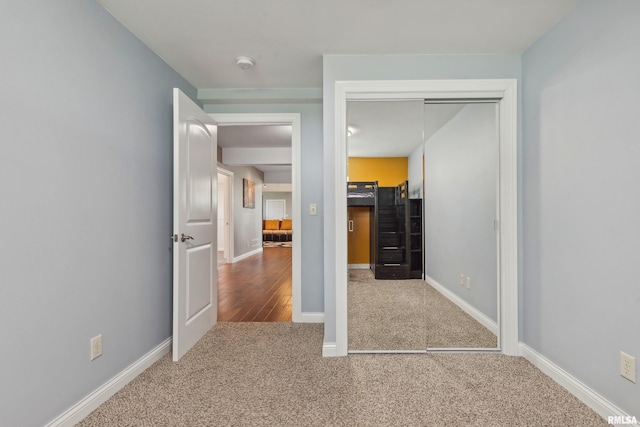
[347,180,423,280]
[409,198,423,279]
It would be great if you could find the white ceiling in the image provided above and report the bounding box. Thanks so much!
[98,0,581,89]
[217,125,291,149]
[98,0,580,176]
[217,125,292,180]
[348,101,468,157]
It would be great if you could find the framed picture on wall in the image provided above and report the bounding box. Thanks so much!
[243,178,255,208]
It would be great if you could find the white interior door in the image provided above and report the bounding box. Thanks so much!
[172,88,217,361]
[217,174,226,249]
[217,173,230,263]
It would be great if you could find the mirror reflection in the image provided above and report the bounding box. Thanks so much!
[346,100,499,352]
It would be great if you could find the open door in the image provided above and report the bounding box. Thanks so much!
[172,88,217,361]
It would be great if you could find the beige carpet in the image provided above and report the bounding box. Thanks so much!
[348,269,427,351]
[425,283,498,349]
[77,323,606,426]
[348,269,497,350]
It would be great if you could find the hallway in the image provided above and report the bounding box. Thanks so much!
[217,247,292,322]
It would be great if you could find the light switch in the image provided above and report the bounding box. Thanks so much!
[309,203,317,216]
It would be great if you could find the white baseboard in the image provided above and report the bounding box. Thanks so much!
[520,343,638,426]
[348,264,370,270]
[426,275,498,335]
[45,338,172,427]
[322,342,337,357]
[299,312,324,323]
[232,247,263,263]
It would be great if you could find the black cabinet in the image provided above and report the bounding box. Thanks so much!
[409,199,423,279]
[348,180,423,280]
[372,181,423,280]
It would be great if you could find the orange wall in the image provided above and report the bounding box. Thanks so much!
[348,157,408,187]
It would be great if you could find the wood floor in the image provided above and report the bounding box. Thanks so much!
[217,247,292,322]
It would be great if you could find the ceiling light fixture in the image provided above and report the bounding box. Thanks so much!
[236,56,255,69]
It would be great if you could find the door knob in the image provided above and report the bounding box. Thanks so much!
[180,233,194,242]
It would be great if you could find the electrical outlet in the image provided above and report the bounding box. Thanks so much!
[460,274,465,285]
[90,335,103,361]
[466,277,471,289]
[620,351,636,383]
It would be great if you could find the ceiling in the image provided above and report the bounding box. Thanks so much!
[348,101,467,157]
[98,0,580,178]
[98,0,581,89]
[217,125,291,149]
[217,125,292,178]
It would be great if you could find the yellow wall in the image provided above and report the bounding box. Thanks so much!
[348,157,408,187]
[347,157,408,264]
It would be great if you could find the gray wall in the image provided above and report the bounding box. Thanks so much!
[205,102,324,313]
[408,144,424,199]
[424,104,498,322]
[322,54,522,344]
[522,0,640,415]
[0,1,197,425]
[222,165,264,257]
[263,192,293,219]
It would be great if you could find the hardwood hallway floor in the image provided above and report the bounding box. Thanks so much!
[217,247,292,322]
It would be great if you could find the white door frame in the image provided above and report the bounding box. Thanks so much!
[217,167,234,264]
[333,79,519,356]
[209,113,302,323]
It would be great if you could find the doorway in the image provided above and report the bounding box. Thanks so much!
[332,79,519,357]
[217,168,233,265]
[209,113,303,322]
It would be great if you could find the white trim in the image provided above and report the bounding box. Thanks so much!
[300,312,325,323]
[426,275,498,335]
[217,167,234,265]
[209,113,302,323]
[520,343,638,426]
[334,79,519,357]
[348,264,370,270]
[322,342,337,357]
[232,247,263,263]
[45,338,171,427]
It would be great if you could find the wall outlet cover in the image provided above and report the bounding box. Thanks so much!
[90,335,103,361]
[620,351,636,383]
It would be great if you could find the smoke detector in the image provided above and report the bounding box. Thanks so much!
[236,56,255,69]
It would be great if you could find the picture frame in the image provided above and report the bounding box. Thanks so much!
[243,178,255,208]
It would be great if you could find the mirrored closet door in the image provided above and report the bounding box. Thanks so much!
[346,100,500,352]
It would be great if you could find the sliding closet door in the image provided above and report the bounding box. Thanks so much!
[346,100,427,352]
[423,102,500,350]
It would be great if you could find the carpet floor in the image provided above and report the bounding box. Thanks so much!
[77,323,606,426]
[425,283,497,349]
[348,269,497,351]
[348,269,427,350]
